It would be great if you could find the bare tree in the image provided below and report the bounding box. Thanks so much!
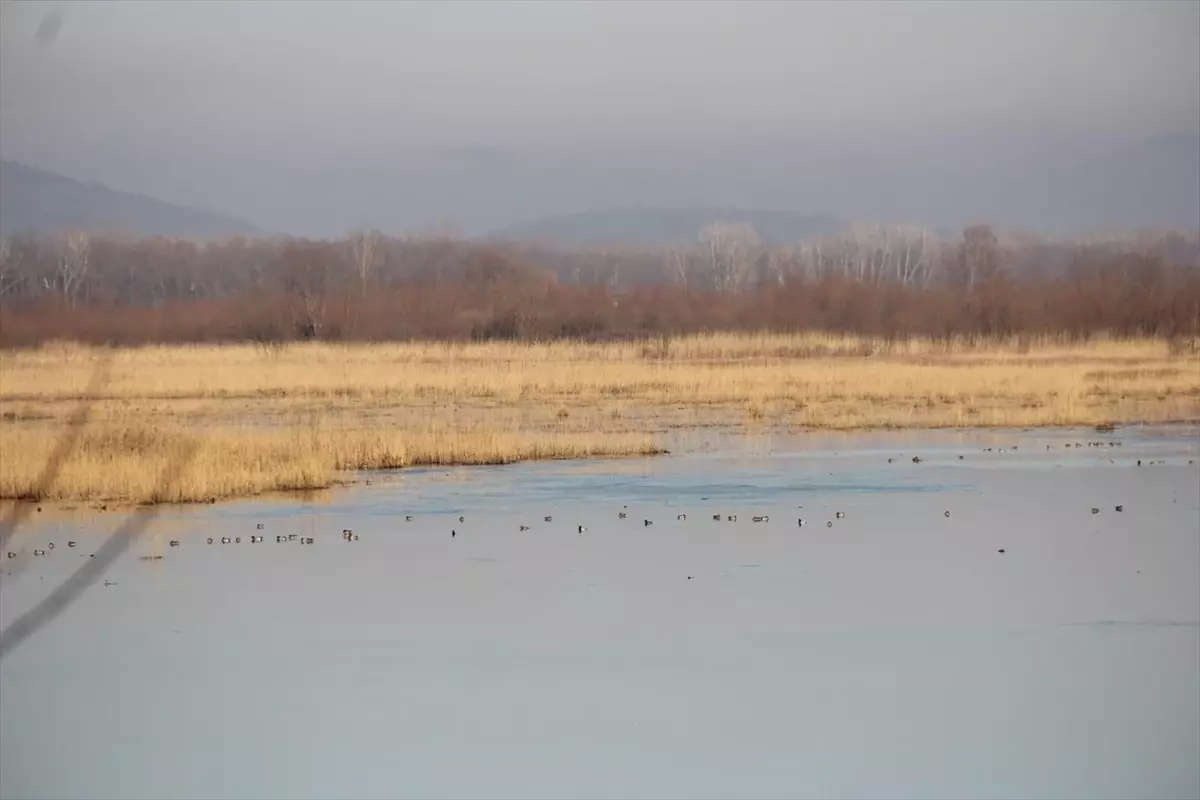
[765,246,798,286]
[599,245,625,291]
[957,224,1005,290]
[795,240,828,282]
[56,231,91,308]
[891,225,940,286]
[348,228,382,298]
[279,241,334,338]
[664,243,697,289]
[0,236,22,301]
[698,221,761,292]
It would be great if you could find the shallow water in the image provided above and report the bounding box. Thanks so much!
[2,425,1198,799]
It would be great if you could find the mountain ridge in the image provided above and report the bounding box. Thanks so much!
[0,159,265,238]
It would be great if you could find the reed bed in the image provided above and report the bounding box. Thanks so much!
[0,422,659,503]
[1,333,1196,503]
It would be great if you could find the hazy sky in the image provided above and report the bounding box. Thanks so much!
[1,0,1197,234]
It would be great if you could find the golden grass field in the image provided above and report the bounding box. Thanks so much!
[1,333,1197,504]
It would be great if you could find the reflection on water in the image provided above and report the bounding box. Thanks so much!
[1,425,1198,800]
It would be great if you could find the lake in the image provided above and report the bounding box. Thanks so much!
[2,426,1198,800]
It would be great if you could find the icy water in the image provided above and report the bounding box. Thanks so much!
[2,426,1198,800]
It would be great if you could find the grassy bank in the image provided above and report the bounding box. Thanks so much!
[1,333,1196,503]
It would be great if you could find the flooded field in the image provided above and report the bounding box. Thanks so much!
[2,425,1198,800]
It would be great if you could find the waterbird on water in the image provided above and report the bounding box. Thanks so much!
[451,530,456,538]
[797,519,805,527]
[618,512,627,519]
[644,519,653,527]
[251,536,264,543]
[727,515,737,522]
[945,511,951,518]
[912,456,922,463]
[544,516,552,523]
[221,537,232,544]
[207,538,213,544]
[752,516,768,523]
[1091,508,1100,515]
[1115,505,1123,512]
[519,525,530,531]
[712,514,721,521]
[677,514,686,521]
[578,525,587,534]
[33,549,45,556]
[256,523,264,530]
[405,515,414,522]
[68,541,76,548]
[827,521,833,528]
[459,516,465,523]
[5,552,14,559]
[836,511,846,519]
[169,540,180,547]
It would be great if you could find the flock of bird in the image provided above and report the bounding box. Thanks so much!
[6,440,1188,567]
[6,507,863,560]
[8,496,1129,563]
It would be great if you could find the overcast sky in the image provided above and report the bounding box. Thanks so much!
[1,0,1197,234]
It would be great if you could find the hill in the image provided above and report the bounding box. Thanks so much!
[0,160,264,238]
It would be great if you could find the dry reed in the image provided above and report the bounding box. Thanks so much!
[1,333,1196,504]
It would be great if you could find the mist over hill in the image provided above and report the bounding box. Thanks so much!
[487,207,845,246]
[0,160,263,239]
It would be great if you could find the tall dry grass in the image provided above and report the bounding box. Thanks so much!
[0,422,659,504]
[1,333,1196,503]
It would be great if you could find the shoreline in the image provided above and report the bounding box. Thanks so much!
[3,419,1198,511]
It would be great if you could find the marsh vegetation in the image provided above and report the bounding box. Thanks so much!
[1,333,1196,503]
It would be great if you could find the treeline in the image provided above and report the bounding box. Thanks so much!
[0,223,1197,346]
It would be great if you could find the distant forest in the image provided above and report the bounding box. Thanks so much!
[1,222,1198,346]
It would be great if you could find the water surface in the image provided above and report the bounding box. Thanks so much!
[2,426,1198,799]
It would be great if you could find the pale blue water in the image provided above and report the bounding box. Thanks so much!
[2,425,1198,799]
